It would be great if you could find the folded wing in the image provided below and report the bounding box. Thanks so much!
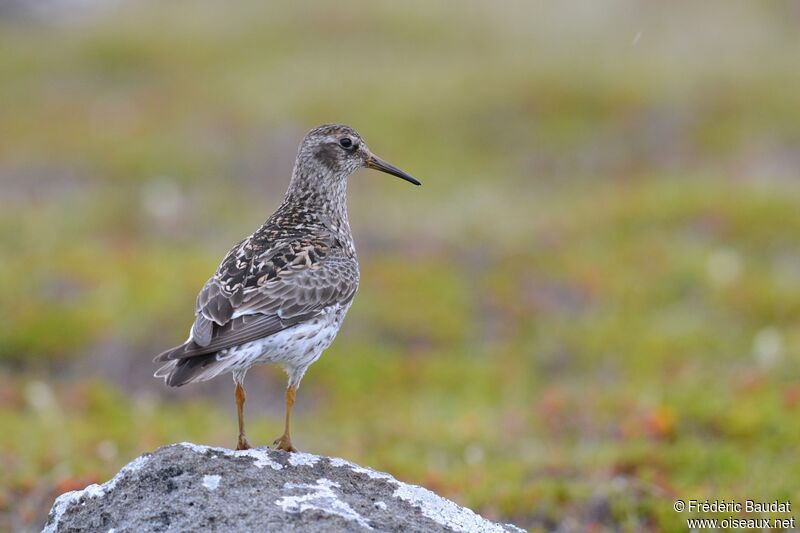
[154,240,358,363]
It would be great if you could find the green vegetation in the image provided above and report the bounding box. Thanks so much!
[1,2,799,531]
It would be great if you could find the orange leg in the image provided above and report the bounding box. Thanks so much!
[235,382,251,450]
[273,385,298,452]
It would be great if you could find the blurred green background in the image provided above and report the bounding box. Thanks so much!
[2,1,800,531]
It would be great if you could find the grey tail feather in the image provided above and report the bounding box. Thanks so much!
[153,342,194,363]
[154,349,223,387]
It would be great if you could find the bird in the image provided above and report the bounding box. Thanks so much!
[154,124,420,452]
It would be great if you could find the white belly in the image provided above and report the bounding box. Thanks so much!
[218,303,351,376]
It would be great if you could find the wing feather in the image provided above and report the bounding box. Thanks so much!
[156,242,359,363]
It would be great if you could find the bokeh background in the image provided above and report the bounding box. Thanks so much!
[2,1,800,531]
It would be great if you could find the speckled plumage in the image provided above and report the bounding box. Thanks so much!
[153,124,420,451]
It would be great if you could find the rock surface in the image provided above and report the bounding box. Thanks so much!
[43,443,524,533]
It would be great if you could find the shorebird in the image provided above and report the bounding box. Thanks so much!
[154,124,420,452]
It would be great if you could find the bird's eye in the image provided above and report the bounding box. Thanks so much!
[339,137,354,149]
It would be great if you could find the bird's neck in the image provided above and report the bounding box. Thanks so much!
[283,168,352,238]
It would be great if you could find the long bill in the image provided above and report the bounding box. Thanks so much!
[366,155,421,186]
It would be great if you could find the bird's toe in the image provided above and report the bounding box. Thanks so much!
[273,435,297,453]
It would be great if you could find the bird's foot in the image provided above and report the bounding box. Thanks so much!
[273,434,297,453]
[236,435,251,451]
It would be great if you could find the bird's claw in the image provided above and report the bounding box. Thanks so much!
[236,436,251,451]
[273,434,297,453]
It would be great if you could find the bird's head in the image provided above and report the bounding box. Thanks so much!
[294,124,421,186]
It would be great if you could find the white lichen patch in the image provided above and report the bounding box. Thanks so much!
[328,457,392,480]
[287,451,321,467]
[393,482,522,533]
[236,448,284,470]
[202,474,221,491]
[275,478,372,530]
[177,442,283,470]
[178,441,217,454]
[43,455,150,533]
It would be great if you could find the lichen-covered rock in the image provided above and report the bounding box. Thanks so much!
[43,443,524,533]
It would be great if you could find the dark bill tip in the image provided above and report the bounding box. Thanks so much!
[366,156,421,186]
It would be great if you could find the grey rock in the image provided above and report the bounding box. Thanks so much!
[43,443,524,533]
